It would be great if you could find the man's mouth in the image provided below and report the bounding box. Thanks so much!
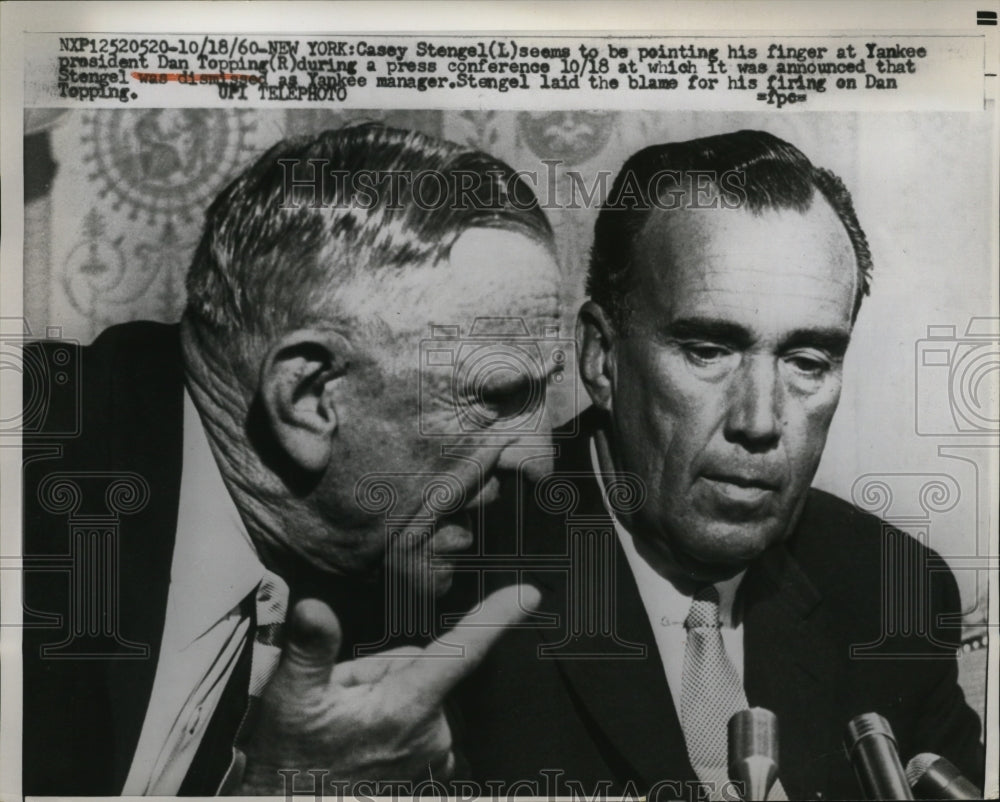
[431,509,474,556]
[386,475,504,567]
[699,472,781,504]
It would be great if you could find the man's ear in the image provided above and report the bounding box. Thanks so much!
[259,329,352,474]
[576,301,616,412]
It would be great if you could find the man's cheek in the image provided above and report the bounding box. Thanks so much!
[665,371,730,434]
[802,398,841,450]
[784,423,834,487]
[407,396,454,441]
[804,378,843,424]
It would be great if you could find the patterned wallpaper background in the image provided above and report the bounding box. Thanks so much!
[25,108,862,343]
[22,109,995,645]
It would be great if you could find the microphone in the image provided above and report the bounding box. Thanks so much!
[906,753,981,800]
[844,713,914,799]
[728,707,779,801]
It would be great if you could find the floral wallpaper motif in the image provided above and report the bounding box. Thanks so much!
[26,108,854,344]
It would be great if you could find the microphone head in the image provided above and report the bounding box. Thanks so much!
[845,712,897,753]
[905,753,940,787]
[843,713,914,800]
[906,753,981,800]
[728,708,779,801]
[729,707,779,763]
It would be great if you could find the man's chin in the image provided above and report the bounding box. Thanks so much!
[672,552,749,584]
[671,522,786,581]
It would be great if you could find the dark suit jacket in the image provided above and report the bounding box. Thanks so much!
[450,408,985,800]
[22,322,189,794]
[21,321,427,795]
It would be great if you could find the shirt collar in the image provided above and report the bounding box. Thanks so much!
[588,436,745,626]
[167,389,266,648]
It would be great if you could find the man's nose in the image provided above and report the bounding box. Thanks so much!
[724,356,782,450]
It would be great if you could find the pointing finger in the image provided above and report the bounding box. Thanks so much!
[409,583,542,700]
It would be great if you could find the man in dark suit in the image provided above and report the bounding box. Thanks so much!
[22,123,563,795]
[451,130,985,800]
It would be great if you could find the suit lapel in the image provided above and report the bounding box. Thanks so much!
[525,415,698,790]
[104,324,186,790]
[534,540,697,789]
[743,542,841,800]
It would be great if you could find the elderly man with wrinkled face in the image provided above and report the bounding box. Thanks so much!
[22,123,563,796]
[452,130,985,801]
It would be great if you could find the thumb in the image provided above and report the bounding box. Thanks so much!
[278,598,342,687]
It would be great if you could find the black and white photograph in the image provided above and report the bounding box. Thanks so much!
[1,3,997,800]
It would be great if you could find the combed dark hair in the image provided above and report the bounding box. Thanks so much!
[185,122,553,342]
[587,129,873,328]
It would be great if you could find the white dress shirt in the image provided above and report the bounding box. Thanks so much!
[589,439,746,715]
[122,390,268,795]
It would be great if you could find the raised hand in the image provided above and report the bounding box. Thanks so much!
[237,583,541,794]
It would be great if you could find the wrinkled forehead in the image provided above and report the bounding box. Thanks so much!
[337,227,562,363]
[631,198,858,309]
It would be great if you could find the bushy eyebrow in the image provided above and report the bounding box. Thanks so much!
[661,317,752,348]
[781,328,851,357]
[661,316,851,356]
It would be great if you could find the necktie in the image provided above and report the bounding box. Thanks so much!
[681,586,749,800]
[681,586,787,801]
[182,571,289,794]
[247,571,289,697]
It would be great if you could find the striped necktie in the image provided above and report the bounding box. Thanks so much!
[183,571,289,794]
[247,571,289,696]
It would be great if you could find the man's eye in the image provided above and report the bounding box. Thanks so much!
[683,343,732,364]
[785,352,831,376]
[475,380,539,420]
